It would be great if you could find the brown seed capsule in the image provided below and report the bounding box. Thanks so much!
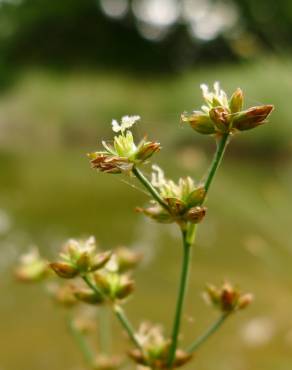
[185,206,207,224]
[135,141,161,161]
[50,262,79,279]
[74,288,104,304]
[233,105,274,131]
[115,279,135,300]
[209,107,230,133]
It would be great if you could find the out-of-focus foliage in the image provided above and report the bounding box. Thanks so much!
[0,0,292,76]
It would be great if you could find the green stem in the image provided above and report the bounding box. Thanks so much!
[82,275,141,352]
[186,133,229,246]
[114,305,143,351]
[168,133,230,367]
[82,275,105,298]
[186,312,230,354]
[168,229,193,368]
[132,166,169,211]
[203,133,229,198]
[67,316,95,366]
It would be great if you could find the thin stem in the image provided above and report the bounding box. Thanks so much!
[132,166,169,211]
[186,312,230,354]
[67,316,95,366]
[82,275,105,298]
[114,305,143,351]
[168,133,230,367]
[83,275,141,352]
[186,133,230,246]
[203,133,229,198]
[168,229,193,368]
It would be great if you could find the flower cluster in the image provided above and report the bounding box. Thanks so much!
[204,282,253,313]
[93,355,122,370]
[15,248,51,282]
[137,165,206,227]
[181,82,274,135]
[48,238,141,305]
[50,237,112,278]
[129,323,192,369]
[88,116,160,174]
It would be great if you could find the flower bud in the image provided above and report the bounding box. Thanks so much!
[233,105,274,131]
[181,111,216,135]
[237,293,253,309]
[186,186,205,207]
[204,282,253,313]
[229,88,243,113]
[115,278,135,300]
[94,272,111,295]
[136,205,173,224]
[50,262,79,279]
[209,107,230,133]
[115,247,143,273]
[15,249,51,283]
[165,198,186,216]
[93,355,122,370]
[48,282,78,307]
[185,206,207,224]
[91,251,113,272]
[135,141,161,162]
[74,288,104,305]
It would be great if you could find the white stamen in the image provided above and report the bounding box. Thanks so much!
[112,115,141,133]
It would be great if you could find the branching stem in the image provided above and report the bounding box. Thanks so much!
[168,133,230,368]
[132,166,169,211]
[186,312,230,353]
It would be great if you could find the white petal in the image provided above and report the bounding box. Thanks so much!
[112,119,121,132]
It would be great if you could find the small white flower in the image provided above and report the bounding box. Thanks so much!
[200,81,228,108]
[112,115,141,133]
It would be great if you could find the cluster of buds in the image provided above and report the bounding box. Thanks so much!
[137,165,206,227]
[93,355,122,370]
[75,254,136,305]
[204,282,253,313]
[181,82,274,135]
[15,248,51,282]
[129,323,192,369]
[49,238,141,305]
[50,237,112,279]
[47,282,78,308]
[88,116,160,174]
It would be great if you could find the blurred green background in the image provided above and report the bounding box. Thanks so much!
[1,1,292,369]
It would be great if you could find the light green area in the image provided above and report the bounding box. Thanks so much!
[1,59,292,370]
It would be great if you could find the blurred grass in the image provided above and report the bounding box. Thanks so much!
[1,58,292,370]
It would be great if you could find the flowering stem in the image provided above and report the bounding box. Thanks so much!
[168,229,193,368]
[186,312,231,354]
[186,133,230,246]
[168,133,230,367]
[132,166,169,211]
[203,133,229,196]
[114,305,143,351]
[67,315,95,366]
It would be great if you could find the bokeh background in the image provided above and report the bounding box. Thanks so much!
[1,1,292,369]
